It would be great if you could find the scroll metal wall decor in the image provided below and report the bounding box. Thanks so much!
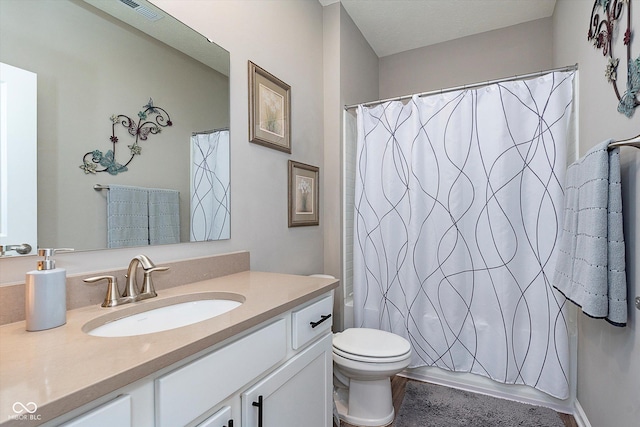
[588,0,639,117]
[80,98,172,175]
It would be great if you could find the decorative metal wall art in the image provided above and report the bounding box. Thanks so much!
[588,0,639,117]
[80,98,172,175]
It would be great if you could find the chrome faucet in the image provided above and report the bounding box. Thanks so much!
[84,255,169,307]
[124,254,169,301]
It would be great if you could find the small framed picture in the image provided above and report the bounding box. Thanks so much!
[248,61,291,153]
[288,160,319,227]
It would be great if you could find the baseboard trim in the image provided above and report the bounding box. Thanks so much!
[573,400,592,427]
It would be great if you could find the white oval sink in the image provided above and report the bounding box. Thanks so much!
[83,293,244,337]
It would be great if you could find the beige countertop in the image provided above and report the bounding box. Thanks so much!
[0,271,338,426]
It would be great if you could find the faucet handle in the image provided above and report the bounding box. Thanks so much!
[83,275,123,308]
[139,266,169,300]
[145,266,169,273]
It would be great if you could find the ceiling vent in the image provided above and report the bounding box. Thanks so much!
[118,0,163,22]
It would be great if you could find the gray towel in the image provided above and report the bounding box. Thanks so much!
[148,188,180,245]
[553,140,627,326]
[107,185,149,248]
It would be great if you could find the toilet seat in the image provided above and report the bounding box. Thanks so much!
[333,346,411,363]
[333,328,411,363]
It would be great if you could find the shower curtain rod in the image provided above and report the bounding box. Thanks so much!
[344,64,578,110]
[192,126,229,136]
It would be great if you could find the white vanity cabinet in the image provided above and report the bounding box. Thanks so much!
[237,294,334,427]
[52,291,334,427]
[241,333,332,427]
[161,292,334,427]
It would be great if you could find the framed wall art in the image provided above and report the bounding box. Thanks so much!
[248,61,291,153]
[288,160,319,227]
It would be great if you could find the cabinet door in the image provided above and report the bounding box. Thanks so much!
[196,406,235,427]
[242,333,332,427]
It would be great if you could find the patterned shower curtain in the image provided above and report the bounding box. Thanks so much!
[190,129,230,241]
[353,71,575,399]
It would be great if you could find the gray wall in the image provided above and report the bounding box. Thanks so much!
[379,17,554,99]
[340,5,380,108]
[154,0,326,276]
[0,0,326,284]
[323,2,379,330]
[553,1,640,426]
[323,2,343,328]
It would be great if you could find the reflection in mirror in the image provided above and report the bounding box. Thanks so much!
[0,63,38,256]
[0,0,230,256]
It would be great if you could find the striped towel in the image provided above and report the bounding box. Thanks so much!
[552,140,627,326]
[148,188,180,245]
[107,185,149,248]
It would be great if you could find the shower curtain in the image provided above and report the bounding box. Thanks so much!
[190,129,230,241]
[353,71,574,399]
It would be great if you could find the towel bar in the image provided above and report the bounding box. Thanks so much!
[608,135,640,149]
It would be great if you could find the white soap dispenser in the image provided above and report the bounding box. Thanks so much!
[25,248,72,331]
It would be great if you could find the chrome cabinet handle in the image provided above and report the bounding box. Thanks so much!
[635,296,639,311]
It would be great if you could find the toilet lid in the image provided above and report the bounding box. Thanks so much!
[333,328,411,358]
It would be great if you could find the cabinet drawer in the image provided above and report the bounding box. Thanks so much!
[60,395,131,427]
[291,295,333,350]
[155,318,286,427]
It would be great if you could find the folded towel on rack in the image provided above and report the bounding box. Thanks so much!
[553,140,627,326]
[148,188,180,245]
[107,185,149,248]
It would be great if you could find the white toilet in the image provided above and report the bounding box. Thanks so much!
[332,328,412,427]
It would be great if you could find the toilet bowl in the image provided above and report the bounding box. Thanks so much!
[332,328,411,427]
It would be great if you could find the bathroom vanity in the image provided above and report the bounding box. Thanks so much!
[0,271,338,427]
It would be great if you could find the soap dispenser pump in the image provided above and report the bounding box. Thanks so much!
[25,248,73,331]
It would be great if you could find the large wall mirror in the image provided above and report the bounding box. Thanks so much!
[0,0,230,257]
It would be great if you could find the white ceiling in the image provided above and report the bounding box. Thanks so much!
[320,0,557,57]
